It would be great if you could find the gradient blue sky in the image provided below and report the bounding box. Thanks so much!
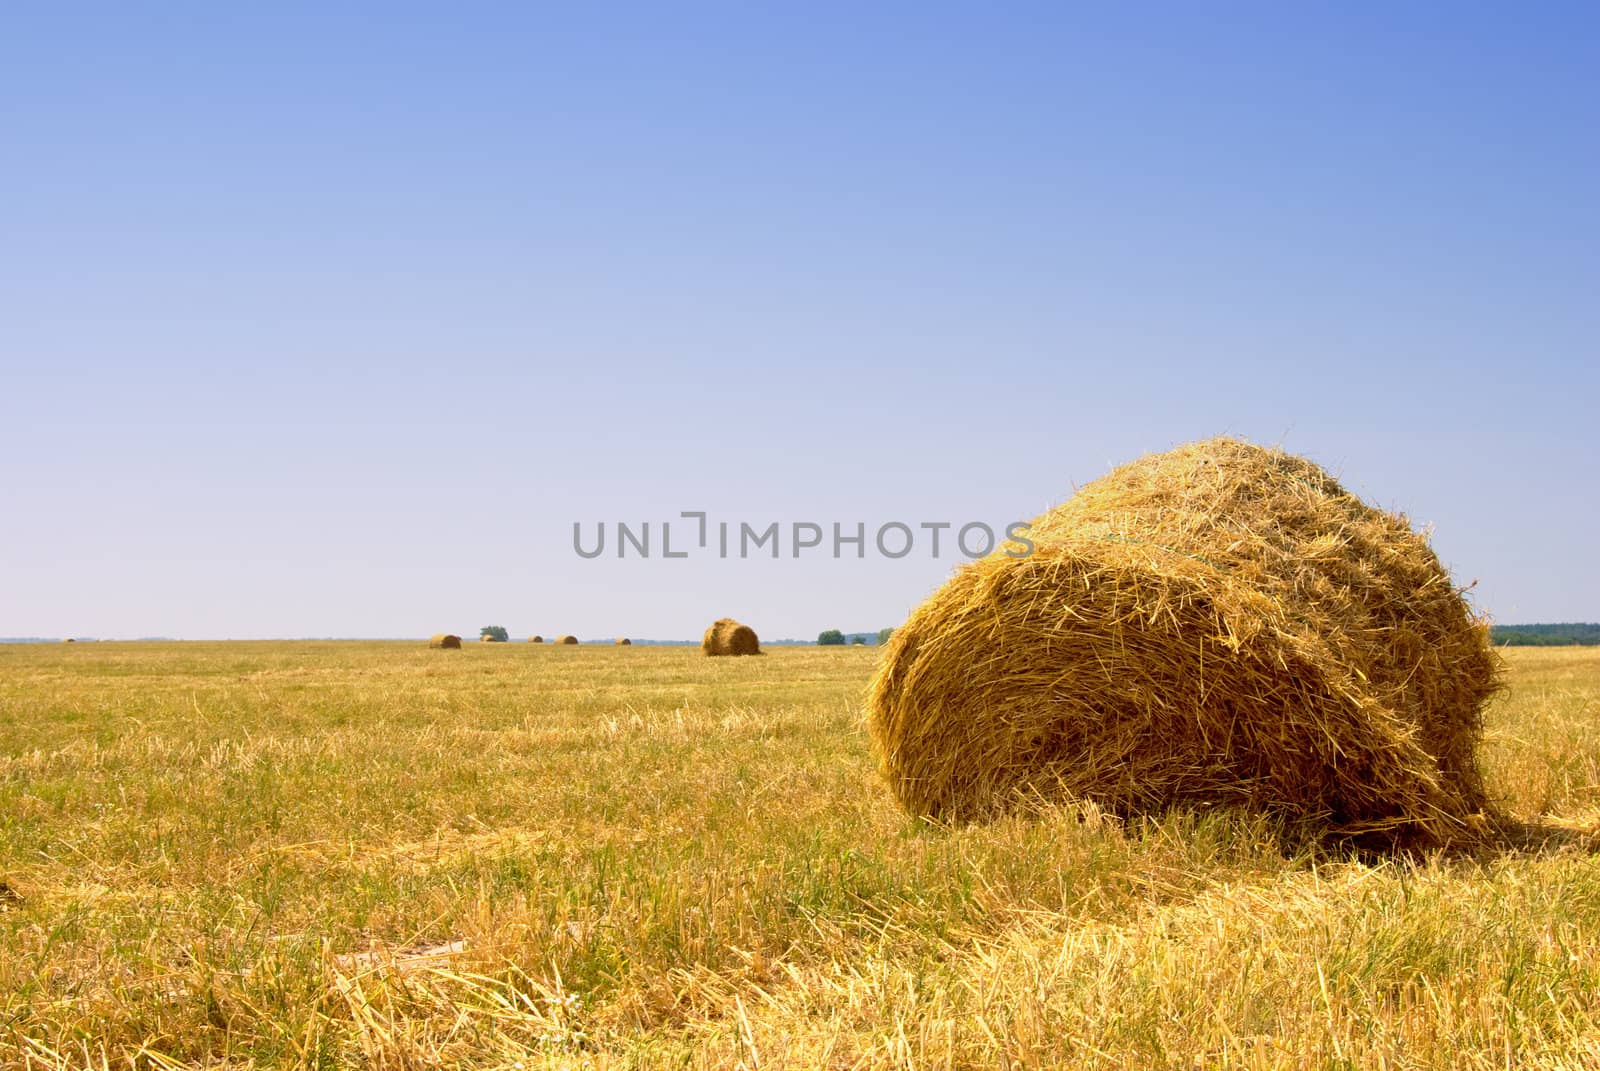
[3,3,1596,640]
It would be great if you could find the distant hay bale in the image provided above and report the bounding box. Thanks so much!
[615,637,632,645]
[703,618,760,656]
[528,635,544,644]
[428,634,462,649]
[480,634,501,643]
[556,635,579,645]
[61,638,76,644]
[867,437,1500,850]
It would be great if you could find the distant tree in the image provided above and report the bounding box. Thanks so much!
[1490,623,1600,646]
[851,636,867,645]
[480,625,509,643]
[817,629,846,646]
[877,627,895,645]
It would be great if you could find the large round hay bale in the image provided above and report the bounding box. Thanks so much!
[556,635,579,645]
[867,437,1500,849]
[528,635,544,644]
[614,637,632,646]
[428,634,462,649]
[703,618,760,656]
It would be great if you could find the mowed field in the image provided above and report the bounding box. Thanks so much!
[3,642,1600,1070]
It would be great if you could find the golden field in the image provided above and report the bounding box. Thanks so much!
[3,641,1599,1069]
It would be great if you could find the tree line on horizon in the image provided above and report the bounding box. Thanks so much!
[818,628,895,646]
[465,622,1596,649]
[1490,623,1600,646]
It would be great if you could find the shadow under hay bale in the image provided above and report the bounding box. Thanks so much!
[428,634,461,650]
[555,635,579,645]
[703,618,760,656]
[867,436,1501,851]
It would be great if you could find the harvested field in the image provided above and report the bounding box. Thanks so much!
[1,641,1597,1067]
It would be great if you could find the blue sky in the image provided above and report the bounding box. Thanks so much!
[3,3,1596,639]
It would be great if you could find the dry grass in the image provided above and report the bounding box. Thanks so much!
[871,438,1498,850]
[1,641,1598,1068]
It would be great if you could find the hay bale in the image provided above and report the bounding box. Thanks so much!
[61,637,76,644]
[556,635,579,645]
[615,637,632,645]
[480,634,501,643]
[428,634,462,649]
[703,618,760,656]
[867,437,1500,849]
[528,635,544,644]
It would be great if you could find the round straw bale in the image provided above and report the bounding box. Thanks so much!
[428,634,461,649]
[556,635,579,645]
[702,618,760,656]
[867,437,1500,849]
[528,635,544,643]
[615,637,632,645]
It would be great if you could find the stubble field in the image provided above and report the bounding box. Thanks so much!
[3,641,1600,1069]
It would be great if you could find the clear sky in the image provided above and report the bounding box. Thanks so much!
[3,3,1596,640]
